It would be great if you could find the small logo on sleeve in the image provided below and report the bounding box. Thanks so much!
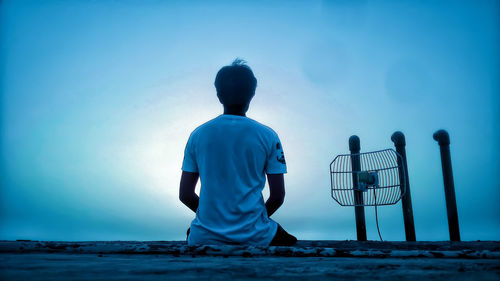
[276,142,286,164]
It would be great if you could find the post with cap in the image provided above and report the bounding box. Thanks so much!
[349,135,367,241]
[391,131,416,241]
[433,129,461,241]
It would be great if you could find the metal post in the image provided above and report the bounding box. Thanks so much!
[391,131,417,241]
[433,129,461,241]
[349,135,367,241]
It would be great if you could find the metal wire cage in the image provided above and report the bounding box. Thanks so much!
[330,149,406,207]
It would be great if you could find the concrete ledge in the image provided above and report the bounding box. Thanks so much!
[1,240,499,259]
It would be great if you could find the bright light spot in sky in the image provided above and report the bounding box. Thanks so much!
[1,0,499,241]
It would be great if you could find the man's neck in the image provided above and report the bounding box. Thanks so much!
[223,105,247,116]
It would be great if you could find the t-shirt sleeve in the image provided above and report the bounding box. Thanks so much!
[181,133,198,173]
[265,132,287,174]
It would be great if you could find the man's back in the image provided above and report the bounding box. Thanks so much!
[182,114,287,245]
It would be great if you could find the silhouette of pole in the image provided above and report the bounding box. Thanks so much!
[391,131,416,241]
[349,135,367,241]
[433,129,461,241]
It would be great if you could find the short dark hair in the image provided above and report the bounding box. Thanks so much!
[214,59,257,106]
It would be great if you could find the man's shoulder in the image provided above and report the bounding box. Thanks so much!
[189,115,279,138]
[245,117,278,137]
[189,116,220,135]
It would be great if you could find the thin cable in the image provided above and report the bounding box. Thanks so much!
[373,188,383,241]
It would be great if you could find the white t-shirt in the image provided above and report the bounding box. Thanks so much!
[182,114,287,246]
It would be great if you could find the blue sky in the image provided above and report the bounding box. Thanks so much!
[1,0,499,241]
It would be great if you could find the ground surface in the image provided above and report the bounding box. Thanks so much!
[1,241,499,280]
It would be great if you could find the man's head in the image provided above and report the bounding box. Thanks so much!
[214,59,257,112]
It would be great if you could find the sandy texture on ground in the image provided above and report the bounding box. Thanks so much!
[2,240,499,258]
[1,241,499,280]
[1,253,499,281]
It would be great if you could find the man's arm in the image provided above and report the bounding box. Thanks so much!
[179,171,200,213]
[265,173,285,217]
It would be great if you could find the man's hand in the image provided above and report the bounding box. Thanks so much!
[179,171,200,213]
[265,173,285,217]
